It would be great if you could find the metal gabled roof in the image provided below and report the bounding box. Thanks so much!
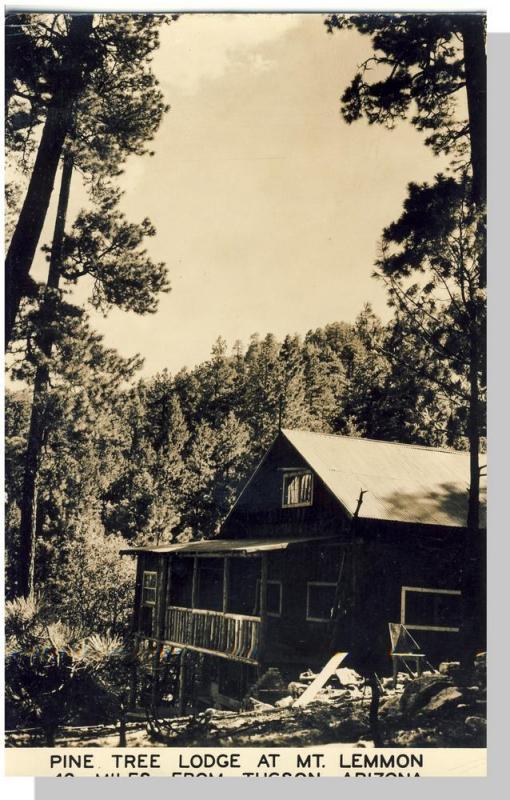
[281,428,487,529]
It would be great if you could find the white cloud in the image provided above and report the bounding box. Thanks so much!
[155,13,301,94]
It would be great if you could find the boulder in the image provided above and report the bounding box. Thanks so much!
[390,727,441,747]
[336,667,363,687]
[252,667,288,704]
[474,652,487,686]
[256,667,287,690]
[400,675,452,716]
[379,693,402,721]
[275,696,294,709]
[417,686,463,718]
[246,697,274,711]
[465,715,486,735]
[460,685,481,704]
[439,661,462,679]
[288,681,307,698]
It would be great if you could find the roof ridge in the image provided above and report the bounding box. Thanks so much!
[281,427,471,456]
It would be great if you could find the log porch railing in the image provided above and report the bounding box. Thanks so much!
[165,606,260,664]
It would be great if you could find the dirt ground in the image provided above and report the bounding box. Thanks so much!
[6,653,486,749]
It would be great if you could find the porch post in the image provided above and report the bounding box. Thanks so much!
[191,556,199,608]
[156,555,169,639]
[135,554,145,634]
[164,555,173,640]
[177,648,187,715]
[258,553,268,673]
[151,555,169,708]
[129,556,143,708]
[223,556,230,613]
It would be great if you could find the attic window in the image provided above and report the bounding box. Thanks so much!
[142,571,157,606]
[282,470,313,508]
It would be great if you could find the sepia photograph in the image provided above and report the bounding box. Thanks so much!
[4,8,486,771]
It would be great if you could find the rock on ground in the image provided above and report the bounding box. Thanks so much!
[6,654,487,749]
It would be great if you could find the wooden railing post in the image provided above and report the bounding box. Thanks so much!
[177,648,187,714]
[157,605,261,664]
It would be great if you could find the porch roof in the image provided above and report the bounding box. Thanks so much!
[120,534,337,557]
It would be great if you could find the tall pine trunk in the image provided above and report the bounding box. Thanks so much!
[17,154,73,598]
[4,14,24,113]
[466,326,481,535]
[460,317,485,672]
[5,13,93,349]
[461,16,486,206]
[459,16,486,670]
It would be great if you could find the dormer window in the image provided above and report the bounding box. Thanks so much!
[282,470,313,508]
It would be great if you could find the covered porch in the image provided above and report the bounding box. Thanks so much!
[122,535,337,667]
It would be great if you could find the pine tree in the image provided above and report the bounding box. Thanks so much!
[7,311,142,598]
[180,413,250,538]
[376,174,486,666]
[325,13,486,202]
[5,14,95,343]
[5,12,174,346]
[9,12,172,597]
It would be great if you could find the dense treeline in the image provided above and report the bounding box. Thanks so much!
[4,15,486,734]
[5,302,479,631]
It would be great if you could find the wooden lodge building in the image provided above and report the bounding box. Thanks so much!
[122,428,486,710]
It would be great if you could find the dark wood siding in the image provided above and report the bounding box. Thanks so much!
[131,431,484,675]
[351,521,473,664]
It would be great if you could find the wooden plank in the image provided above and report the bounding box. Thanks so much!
[141,635,259,665]
[293,652,348,708]
[167,605,260,622]
[179,552,260,559]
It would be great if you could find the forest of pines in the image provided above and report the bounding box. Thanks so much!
[4,14,486,740]
[5,304,477,633]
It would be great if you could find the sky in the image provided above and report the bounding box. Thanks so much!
[30,13,449,377]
